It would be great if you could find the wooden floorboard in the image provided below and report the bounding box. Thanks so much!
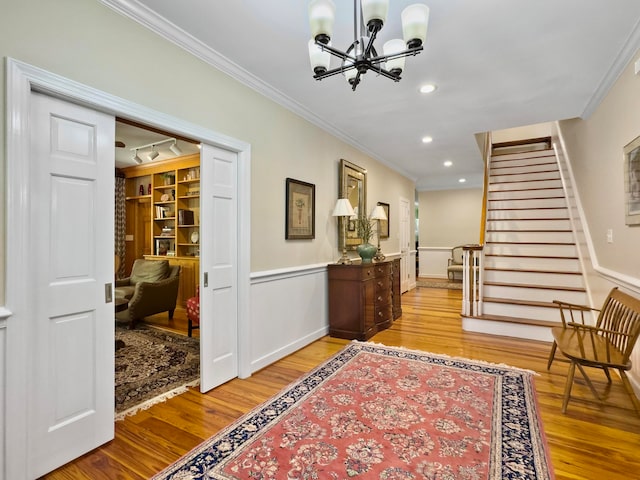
[42,287,640,479]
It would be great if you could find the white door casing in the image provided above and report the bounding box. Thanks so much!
[6,57,252,479]
[28,92,115,478]
[400,197,411,293]
[199,144,239,391]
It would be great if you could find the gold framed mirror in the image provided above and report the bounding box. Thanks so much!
[338,159,367,251]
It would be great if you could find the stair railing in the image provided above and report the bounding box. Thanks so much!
[462,244,484,316]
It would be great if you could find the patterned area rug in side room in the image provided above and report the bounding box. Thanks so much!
[115,325,199,419]
[153,342,554,479]
[417,278,463,289]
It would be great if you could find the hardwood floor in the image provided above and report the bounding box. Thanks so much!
[43,287,640,479]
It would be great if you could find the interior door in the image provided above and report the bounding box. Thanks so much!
[28,92,115,478]
[199,144,239,392]
[400,197,411,293]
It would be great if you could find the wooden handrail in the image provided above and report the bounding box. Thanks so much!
[479,132,491,246]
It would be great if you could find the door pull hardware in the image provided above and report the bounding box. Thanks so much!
[204,272,209,288]
[105,283,113,303]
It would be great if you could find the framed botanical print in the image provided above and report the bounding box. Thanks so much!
[624,135,640,226]
[285,178,315,239]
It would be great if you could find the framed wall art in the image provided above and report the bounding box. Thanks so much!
[377,202,390,238]
[285,178,315,239]
[624,135,640,226]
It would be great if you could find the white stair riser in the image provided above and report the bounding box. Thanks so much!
[489,179,562,191]
[483,284,587,304]
[488,188,564,200]
[462,317,553,342]
[491,164,557,176]
[486,219,571,230]
[488,208,568,219]
[491,152,555,164]
[486,231,575,244]
[484,256,582,272]
[491,172,560,184]
[485,243,577,257]
[488,198,566,209]
[482,302,563,322]
[484,269,584,287]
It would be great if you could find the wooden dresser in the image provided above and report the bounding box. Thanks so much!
[327,259,401,340]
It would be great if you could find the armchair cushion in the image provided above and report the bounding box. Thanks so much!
[129,259,169,284]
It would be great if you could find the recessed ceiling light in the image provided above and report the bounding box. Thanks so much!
[458,178,466,183]
[443,160,452,167]
[422,136,433,144]
[420,84,437,94]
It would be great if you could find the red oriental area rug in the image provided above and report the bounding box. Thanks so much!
[153,342,554,479]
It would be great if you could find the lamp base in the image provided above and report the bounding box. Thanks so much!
[336,249,352,264]
[373,247,386,262]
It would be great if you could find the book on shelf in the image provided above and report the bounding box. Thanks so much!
[178,209,195,226]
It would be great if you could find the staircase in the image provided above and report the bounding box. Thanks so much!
[463,142,588,342]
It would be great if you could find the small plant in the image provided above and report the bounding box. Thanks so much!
[355,215,375,244]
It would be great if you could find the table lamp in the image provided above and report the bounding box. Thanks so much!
[332,198,355,264]
[370,204,387,262]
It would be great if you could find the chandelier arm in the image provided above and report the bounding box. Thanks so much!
[316,41,357,62]
[313,64,357,80]
[367,46,424,66]
[363,26,381,59]
[367,63,402,82]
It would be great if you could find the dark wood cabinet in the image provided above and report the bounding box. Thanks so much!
[327,260,401,340]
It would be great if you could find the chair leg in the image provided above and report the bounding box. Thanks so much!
[602,367,612,383]
[619,370,640,417]
[188,319,193,337]
[576,363,602,401]
[562,361,576,413]
[168,308,175,320]
[547,341,557,370]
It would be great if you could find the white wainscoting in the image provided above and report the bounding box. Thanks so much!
[418,247,452,279]
[0,307,11,479]
[250,264,329,373]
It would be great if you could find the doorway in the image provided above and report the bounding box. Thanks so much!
[5,58,252,478]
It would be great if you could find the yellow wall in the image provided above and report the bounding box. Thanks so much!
[558,48,640,279]
[418,188,483,247]
[0,0,416,303]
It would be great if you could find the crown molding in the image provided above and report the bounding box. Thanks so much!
[98,0,416,181]
[581,16,640,118]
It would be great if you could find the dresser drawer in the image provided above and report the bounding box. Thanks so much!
[374,304,393,327]
[373,263,391,277]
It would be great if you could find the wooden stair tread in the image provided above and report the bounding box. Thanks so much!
[486,241,575,245]
[488,206,567,211]
[488,186,564,193]
[484,253,579,260]
[489,169,559,177]
[469,313,558,328]
[488,196,566,200]
[489,178,560,185]
[486,229,572,233]
[490,161,558,170]
[483,296,562,308]
[486,217,570,222]
[483,281,585,292]
[484,267,582,275]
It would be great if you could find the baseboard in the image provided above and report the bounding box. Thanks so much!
[249,326,329,373]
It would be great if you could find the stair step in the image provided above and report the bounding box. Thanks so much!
[489,179,563,191]
[488,198,566,209]
[488,209,569,219]
[484,255,582,272]
[491,160,557,173]
[490,174,561,184]
[490,150,555,163]
[486,231,575,244]
[484,267,581,275]
[483,281,584,292]
[488,187,564,197]
[486,219,571,230]
[469,313,557,329]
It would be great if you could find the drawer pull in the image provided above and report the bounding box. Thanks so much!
[378,311,383,317]
[377,296,383,301]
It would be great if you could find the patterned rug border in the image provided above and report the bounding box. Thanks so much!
[417,279,463,289]
[153,341,553,479]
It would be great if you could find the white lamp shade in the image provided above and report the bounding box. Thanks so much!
[370,205,387,220]
[169,142,183,156]
[332,198,356,217]
[309,0,336,42]
[383,39,406,73]
[148,149,159,161]
[401,4,429,47]
[308,39,331,72]
[343,58,358,82]
[361,0,389,27]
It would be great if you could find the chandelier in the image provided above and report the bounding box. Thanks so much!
[308,0,429,91]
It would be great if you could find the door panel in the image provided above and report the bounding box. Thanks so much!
[200,145,238,392]
[400,197,411,293]
[29,92,114,478]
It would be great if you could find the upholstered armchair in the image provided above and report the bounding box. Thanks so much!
[115,259,181,329]
[447,245,465,280]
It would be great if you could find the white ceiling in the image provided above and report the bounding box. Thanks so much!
[108,0,640,190]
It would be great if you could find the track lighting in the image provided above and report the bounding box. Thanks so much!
[130,137,183,165]
[169,141,183,156]
[148,146,159,161]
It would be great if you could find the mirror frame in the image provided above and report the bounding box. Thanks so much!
[338,159,367,251]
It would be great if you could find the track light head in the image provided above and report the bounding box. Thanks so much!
[169,141,183,156]
[148,146,159,161]
[133,149,143,164]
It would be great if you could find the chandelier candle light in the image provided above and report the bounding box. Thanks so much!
[308,0,429,90]
[332,198,356,264]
